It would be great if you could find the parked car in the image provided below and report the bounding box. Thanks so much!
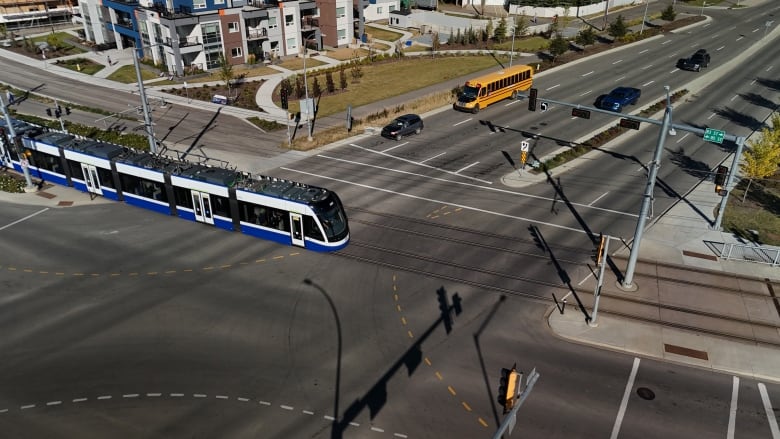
[677,49,710,72]
[381,114,424,141]
[596,87,641,112]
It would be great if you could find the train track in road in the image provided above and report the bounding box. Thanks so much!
[340,207,780,347]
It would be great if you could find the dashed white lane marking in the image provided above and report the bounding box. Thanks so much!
[727,376,739,439]
[758,383,780,439]
[610,357,641,439]
[0,393,411,437]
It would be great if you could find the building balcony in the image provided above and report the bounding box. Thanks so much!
[246,28,268,40]
[162,36,202,52]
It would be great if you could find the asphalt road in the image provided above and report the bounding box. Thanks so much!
[1,2,780,438]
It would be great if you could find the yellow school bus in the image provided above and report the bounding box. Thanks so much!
[453,64,534,113]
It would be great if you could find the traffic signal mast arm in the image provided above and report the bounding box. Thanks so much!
[517,90,745,144]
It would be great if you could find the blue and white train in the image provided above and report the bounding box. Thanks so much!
[1,124,350,252]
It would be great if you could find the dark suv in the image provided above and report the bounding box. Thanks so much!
[381,114,423,141]
[677,49,710,72]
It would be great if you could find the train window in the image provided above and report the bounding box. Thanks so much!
[303,215,324,241]
[96,167,115,189]
[66,159,82,179]
[120,174,165,200]
[211,195,230,217]
[173,187,194,209]
[27,150,61,174]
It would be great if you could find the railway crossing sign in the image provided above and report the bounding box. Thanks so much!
[703,128,725,144]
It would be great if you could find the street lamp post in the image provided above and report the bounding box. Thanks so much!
[132,44,158,154]
[640,0,650,35]
[303,46,313,141]
[700,1,706,16]
[509,26,516,67]
[184,81,190,104]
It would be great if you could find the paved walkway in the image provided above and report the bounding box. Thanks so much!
[2,0,779,384]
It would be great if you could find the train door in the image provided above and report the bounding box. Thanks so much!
[289,212,304,247]
[191,190,214,225]
[81,164,103,196]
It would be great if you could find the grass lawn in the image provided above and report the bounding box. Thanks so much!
[723,176,780,246]
[182,64,279,84]
[54,57,104,75]
[365,25,404,42]
[324,47,369,60]
[108,65,160,83]
[283,55,507,117]
[276,57,326,71]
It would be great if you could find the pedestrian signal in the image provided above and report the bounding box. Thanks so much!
[46,108,52,117]
[714,165,728,192]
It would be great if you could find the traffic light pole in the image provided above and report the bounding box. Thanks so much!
[621,93,672,290]
[713,136,746,230]
[589,235,609,326]
[0,94,34,190]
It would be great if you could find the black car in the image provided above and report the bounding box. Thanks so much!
[381,114,423,141]
[677,49,710,72]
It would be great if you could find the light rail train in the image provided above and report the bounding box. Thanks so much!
[1,124,349,252]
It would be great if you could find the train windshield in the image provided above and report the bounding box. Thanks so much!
[312,193,348,240]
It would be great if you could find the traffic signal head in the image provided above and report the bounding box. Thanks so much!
[46,108,52,117]
[498,367,519,413]
[65,107,71,115]
[572,108,591,119]
[55,109,61,118]
[619,118,640,130]
[528,88,538,112]
[592,234,606,266]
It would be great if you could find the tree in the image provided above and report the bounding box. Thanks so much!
[608,15,628,40]
[484,20,493,43]
[339,65,348,90]
[740,114,780,201]
[431,31,440,57]
[325,71,335,93]
[46,33,62,51]
[218,52,235,98]
[548,34,569,60]
[514,15,529,38]
[661,5,677,21]
[312,76,322,97]
[494,17,508,43]
[575,27,597,46]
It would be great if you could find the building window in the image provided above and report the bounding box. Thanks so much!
[228,22,239,33]
[214,0,224,3]
[231,47,242,57]
[286,37,296,51]
[268,16,277,29]
[336,6,345,18]
[193,0,206,9]
[201,22,222,45]
[338,29,346,40]
[377,7,382,14]
[285,14,294,26]
[389,5,396,11]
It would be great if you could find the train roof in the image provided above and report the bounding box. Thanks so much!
[239,177,331,203]
[30,128,332,203]
[34,131,75,146]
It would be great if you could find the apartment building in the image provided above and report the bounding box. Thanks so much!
[78,0,354,75]
[0,0,77,29]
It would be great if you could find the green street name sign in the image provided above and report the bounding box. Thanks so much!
[703,128,725,144]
